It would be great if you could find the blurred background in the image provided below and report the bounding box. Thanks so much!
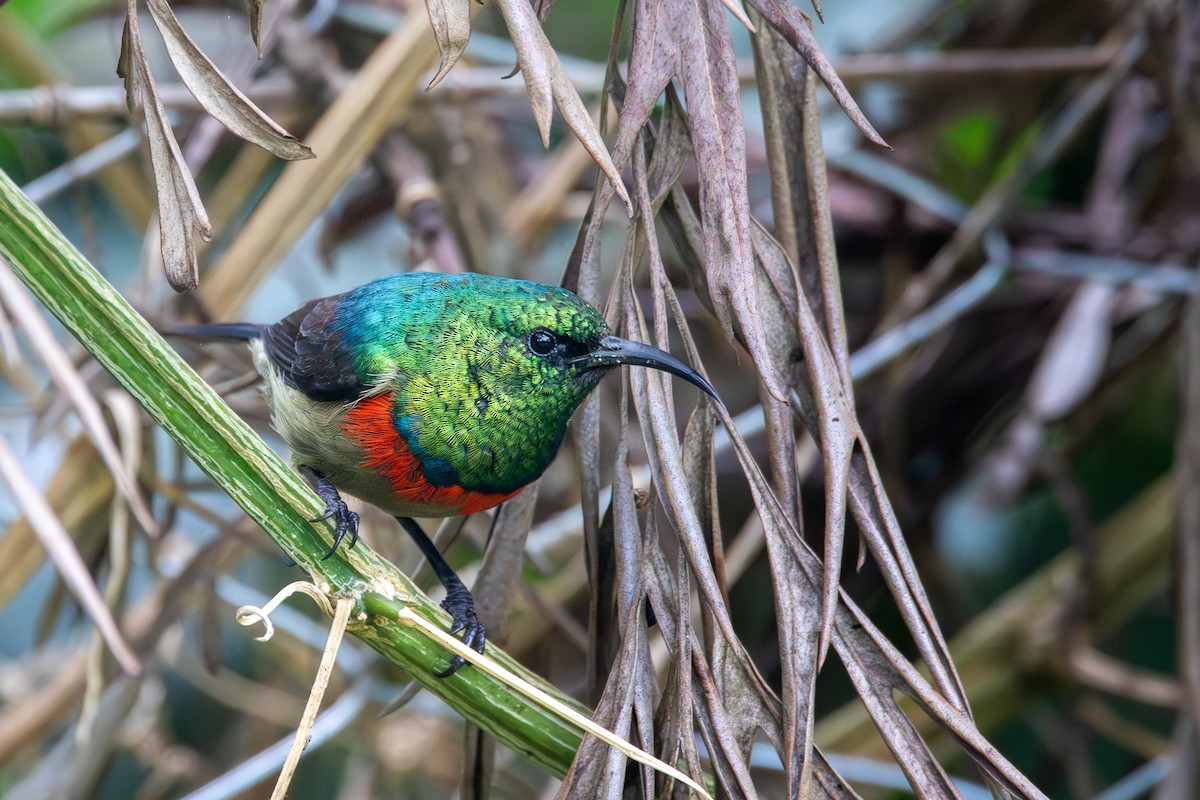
[0,0,1195,797]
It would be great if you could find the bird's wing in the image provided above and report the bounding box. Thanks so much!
[261,296,366,403]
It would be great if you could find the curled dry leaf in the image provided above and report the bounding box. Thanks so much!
[119,9,212,291]
[492,0,631,211]
[423,0,473,89]
[145,0,313,161]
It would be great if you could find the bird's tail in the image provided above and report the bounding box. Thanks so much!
[164,323,264,341]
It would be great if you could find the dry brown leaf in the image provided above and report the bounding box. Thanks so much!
[472,487,538,644]
[743,0,887,147]
[423,0,473,89]
[562,622,654,800]
[831,618,965,797]
[715,0,756,30]
[644,80,992,796]
[533,0,556,23]
[751,223,853,669]
[118,5,212,290]
[145,0,313,161]
[493,0,631,211]
[679,0,786,401]
[246,0,264,55]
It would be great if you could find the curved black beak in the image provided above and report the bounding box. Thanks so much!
[573,335,721,404]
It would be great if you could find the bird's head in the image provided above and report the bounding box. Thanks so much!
[479,279,719,411]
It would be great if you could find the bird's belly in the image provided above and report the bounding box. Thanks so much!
[256,345,520,517]
[339,393,522,516]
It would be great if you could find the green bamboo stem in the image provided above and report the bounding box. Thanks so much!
[0,166,583,776]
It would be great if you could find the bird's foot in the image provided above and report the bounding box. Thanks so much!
[394,516,483,678]
[435,583,486,678]
[301,467,360,559]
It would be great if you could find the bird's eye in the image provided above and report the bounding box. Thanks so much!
[528,328,557,356]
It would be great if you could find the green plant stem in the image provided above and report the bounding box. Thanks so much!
[0,166,582,775]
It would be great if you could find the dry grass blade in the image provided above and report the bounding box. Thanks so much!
[0,261,156,535]
[270,598,353,800]
[144,0,312,161]
[492,0,631,211]
[743,0,886,147]
[423,0,473,89]
[119,3,212,290]
[0,436,140,675]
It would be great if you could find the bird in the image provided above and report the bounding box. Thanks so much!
[172,271,720,676]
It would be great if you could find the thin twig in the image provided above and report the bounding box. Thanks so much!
[880,29,1146,328]
[0,79,294,125]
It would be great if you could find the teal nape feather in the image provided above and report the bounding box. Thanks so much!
[171,270,719,676]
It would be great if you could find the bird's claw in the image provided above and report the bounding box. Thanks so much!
[304,470,360,559]
[314,501,359,560]
[435,587,486,678]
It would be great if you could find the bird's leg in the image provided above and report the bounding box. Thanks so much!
[396,516,485,678]
[299,465,360,559]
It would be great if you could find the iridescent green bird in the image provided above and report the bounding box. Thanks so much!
[177,272,718,675]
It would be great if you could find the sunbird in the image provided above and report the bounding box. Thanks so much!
[175,271,719,675]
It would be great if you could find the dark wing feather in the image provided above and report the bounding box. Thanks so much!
[261,296,364,403]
